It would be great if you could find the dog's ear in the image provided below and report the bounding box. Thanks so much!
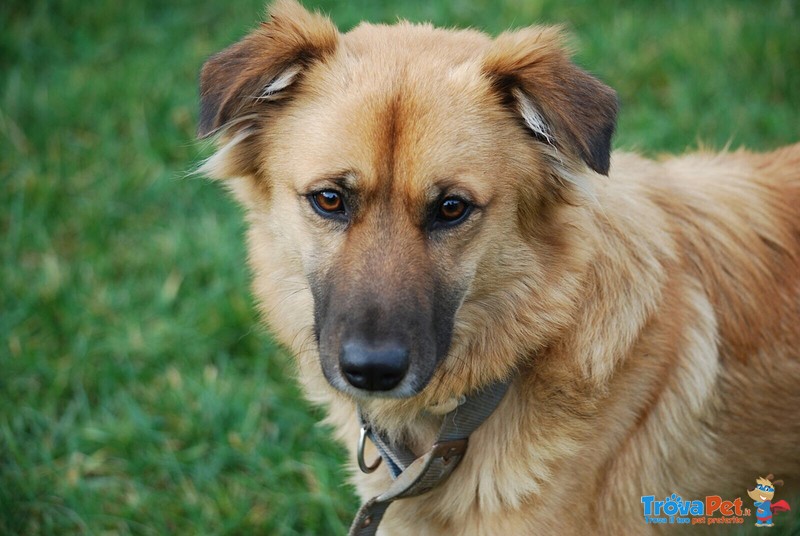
[197,0,338,139]
[482,26,618,176]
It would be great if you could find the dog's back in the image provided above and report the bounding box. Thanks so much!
[589,145,800,529]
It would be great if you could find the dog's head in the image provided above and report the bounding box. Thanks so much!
[198,0,617,405]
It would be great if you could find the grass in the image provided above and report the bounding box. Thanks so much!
[1,0,798,534]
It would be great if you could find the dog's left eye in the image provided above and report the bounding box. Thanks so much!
[434,196,472,227]
[309,190,346,217]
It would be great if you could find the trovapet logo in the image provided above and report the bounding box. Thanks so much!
[641,474,792,528]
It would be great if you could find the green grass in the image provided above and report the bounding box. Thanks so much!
[1,0,798,534]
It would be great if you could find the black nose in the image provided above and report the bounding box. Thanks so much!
[340,341,409,391]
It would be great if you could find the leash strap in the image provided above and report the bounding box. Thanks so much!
[349,380,511,536]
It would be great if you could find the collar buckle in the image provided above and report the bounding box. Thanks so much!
[430,438,468,465]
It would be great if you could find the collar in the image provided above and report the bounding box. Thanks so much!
[349,379,512,536]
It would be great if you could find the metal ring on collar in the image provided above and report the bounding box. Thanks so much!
[357,425,382,474]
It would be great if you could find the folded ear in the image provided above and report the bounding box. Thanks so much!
[482,26,618,176]
[197,0,338,139]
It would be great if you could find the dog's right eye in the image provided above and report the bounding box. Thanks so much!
[309,190,346,218]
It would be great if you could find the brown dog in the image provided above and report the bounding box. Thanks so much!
[197,1,800,532]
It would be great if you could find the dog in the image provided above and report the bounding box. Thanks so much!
[196,0,800,532]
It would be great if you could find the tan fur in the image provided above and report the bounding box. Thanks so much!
[198,2,800,533]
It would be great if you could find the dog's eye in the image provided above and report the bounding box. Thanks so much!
[309,190,346,216]
[434,197,471,226]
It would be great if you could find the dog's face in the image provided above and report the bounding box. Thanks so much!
[198,0,617,403]
[275,77,501,398]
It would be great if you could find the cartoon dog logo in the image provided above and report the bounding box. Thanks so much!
[747,474,791,527]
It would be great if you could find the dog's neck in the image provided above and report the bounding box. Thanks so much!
[324,356,618,525]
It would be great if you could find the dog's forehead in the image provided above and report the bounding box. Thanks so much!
[272,23,514,204]
[342,21,491,64]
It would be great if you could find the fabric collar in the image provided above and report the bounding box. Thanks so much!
[349,379,512,535]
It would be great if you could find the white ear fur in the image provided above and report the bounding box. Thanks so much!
[196,128,255,179]
[197,64,304,179]
[511,87,553,146]
[511,87,597,201]
[256,64,303,101]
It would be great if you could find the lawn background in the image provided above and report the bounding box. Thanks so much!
[2,0,798,534]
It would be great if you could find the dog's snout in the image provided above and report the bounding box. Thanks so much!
[340,341,410,391]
